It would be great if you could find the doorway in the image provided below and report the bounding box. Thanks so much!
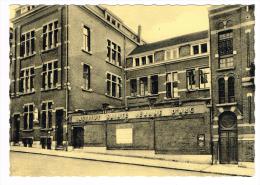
[13,114,20,144]
[55,109,64,147]
[73,127,84,148]
[219,112,238,164]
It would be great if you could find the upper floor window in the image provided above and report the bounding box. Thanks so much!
[192,43,208,55]
[43,21,59,50]
[218,30,233,56]
[20,30,35,57]
[135,58,140,66]
[130,79,137,96]
[41,101,53,129]
[139,77,148,96]
[199,68,210,89]
[148,55,154,64]
[179,45,190,57]
[228,77,235,103]
[154,50,165,62]
[106,73,122,98]
[42,61,58,90]
[107,40,121,67]
[20,67,35,93]
[151,75,158,95]
[166,72,178,98]
[83,26,91,52]
[186,69,196,90]
[219,57,234,69]
[23,104,34,130]
[165,48,178,60]
[141,56,146,65]
[218,78,225,104]
[83,64,91,90]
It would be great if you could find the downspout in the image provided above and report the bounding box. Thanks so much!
[65,5,69,151]
[123,35,128,109]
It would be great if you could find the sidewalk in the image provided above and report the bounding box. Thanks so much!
[10,146,254,176]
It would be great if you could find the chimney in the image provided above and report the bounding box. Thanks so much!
[137,25,142,43]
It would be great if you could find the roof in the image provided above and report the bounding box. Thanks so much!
[129,30,208,55]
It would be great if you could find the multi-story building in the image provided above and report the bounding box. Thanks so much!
[9,5,143,149]
[209,5,255,164]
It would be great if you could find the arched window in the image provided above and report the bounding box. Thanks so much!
[218,78,225,103]
[228,77,235,102]
[218,22,225,29]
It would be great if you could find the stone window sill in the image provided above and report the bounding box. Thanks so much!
[19,52,36,60]
[105,93,122,100]
[81,48,92,55]
[41,46,58,54]
[81,87,93,92]
[217,67,235,72]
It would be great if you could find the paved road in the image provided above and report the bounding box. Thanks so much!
[10,151,220,176]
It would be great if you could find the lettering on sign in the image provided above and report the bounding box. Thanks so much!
[172,107,194,115]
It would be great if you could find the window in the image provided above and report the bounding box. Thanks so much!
[219,57,234,68]
[248,95,252,124]
[199,68,210,89]
[130,79,137,96]
[41,101,53,129]
[83,64,90,90]
[43,21,58,50]
[186,69,196,90]
[141,56,146,65]
[135,58,140,66]
[42,61,58,89]
[179,45,190,57]
[246,32,251,67]
[165,48,178,60]
[83,26,91,52]
[201,43,208,53]
[23,104,34,130]
[218,78,225,104]
[107,40,121,66]
[228,77,235,103]
[218,30,233,56]
[106,73,122,98]
[166,72,178,98]
[192,45,199,55]
[20,67,35,93]
[20,30,35,57]
[148,55,153,64]
[139,77,148,96]
[154,50,165,62]
[151,75,158,95]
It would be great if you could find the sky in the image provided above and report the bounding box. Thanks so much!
[103,5,210,43]
[9,5,210,43]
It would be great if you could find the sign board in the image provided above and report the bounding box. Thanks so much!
[71,104,207,123]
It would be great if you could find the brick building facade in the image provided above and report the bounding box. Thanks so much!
[9,5,255,164]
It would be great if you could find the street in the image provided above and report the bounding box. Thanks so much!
[10,151,219,176]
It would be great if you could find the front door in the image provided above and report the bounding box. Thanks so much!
[219,131,238,164]
[56,110,64,146]
[73,127,84,148]
[219,111,238,164]
[13,114,20,144]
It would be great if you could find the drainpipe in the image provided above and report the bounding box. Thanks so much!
[65,5,69,151]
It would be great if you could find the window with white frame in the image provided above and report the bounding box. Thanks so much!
[20,30,35,57]
[139,77,148,96]
[192,43,208,55]
[42,21,59,50]
[83,64,91,90]
[130,79,137,96]
[141,56,146,65]
[23,104,34,130]
[199,68,210,89]
[42,61,59,89]
[148,55,154,64]
[20,67,35,93]
[107,40,121,66]
[135,58,140,66]
[151,75,158,95]
[106,73,122,98]
[165,48,178,60]
[186,69,196,90]
[166,72,178,98]
[41,101,53,129]
[83,25,91,52]
[219,57,234,68]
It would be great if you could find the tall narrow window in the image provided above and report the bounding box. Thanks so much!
[42,61,59,89]
[20,67,35,93]
[141,56,146,65]
[23,104,34,130]
[135,58,140,66]
[218,78,225,104]
[106,73,122,98]
[151,75,158,95]
[199,68,210,89]
[246,32,251,67]
[130,79,137,96]
[166,72,178,98]
[228,77,235,103]
[83,26,91,52]
[42,21,59,50]
[139,77,148,96]
[218,30,233,56]
[186,69,196,90]
[248,95,252,124]
[107,40,121,66]
[41,101,53,129]
[148,55,153,64]
[20,30,35,57]
[83,64,90,90]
